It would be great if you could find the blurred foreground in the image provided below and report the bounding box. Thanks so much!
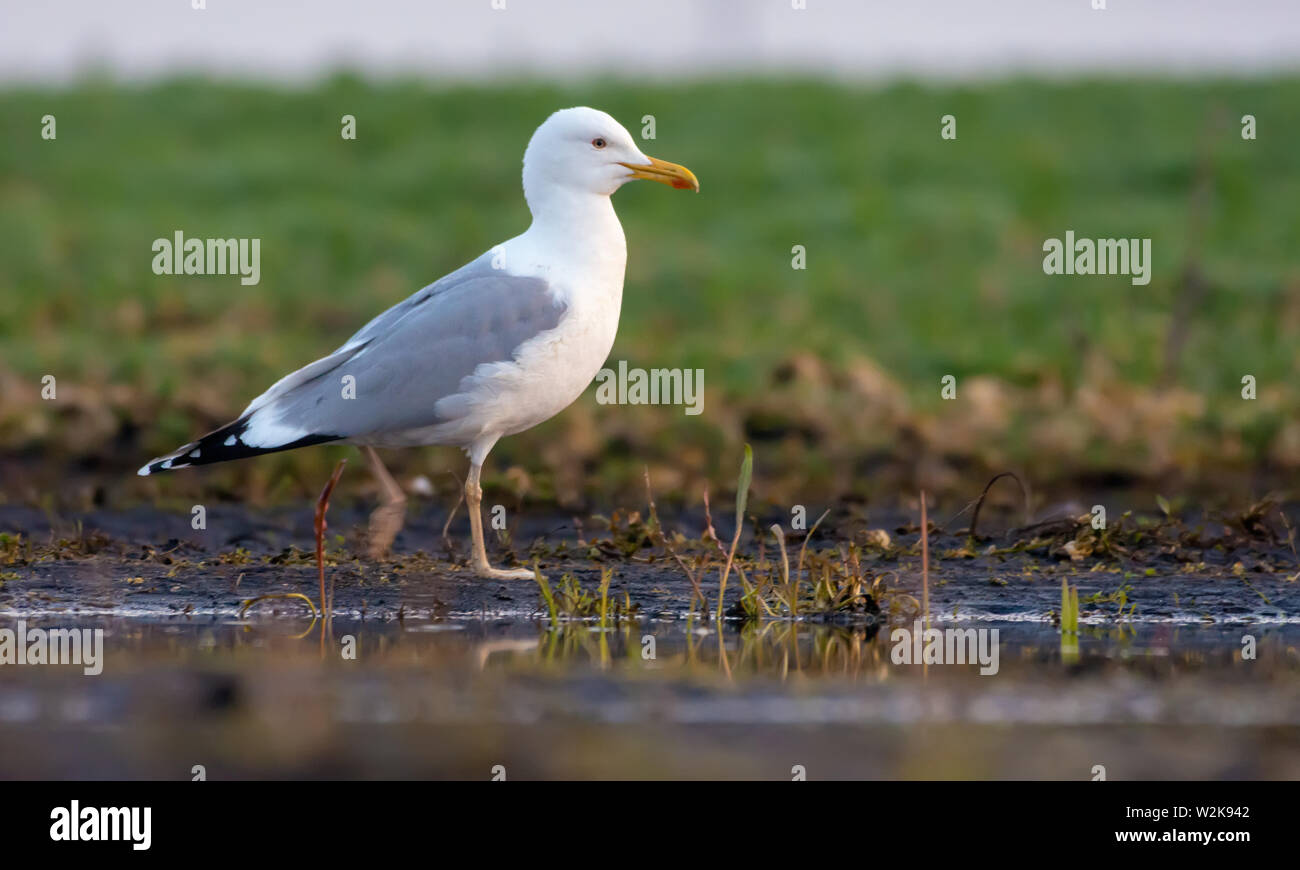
[3,615,1297,779]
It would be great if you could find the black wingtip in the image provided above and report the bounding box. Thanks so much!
[139,419,342,475]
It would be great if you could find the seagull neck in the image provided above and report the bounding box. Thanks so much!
[524,190,624,252]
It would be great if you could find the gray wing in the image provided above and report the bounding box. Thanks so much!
[240,255,566,442]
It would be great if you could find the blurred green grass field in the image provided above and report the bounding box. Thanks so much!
[1,76,1298,507]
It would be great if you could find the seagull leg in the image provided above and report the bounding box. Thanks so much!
[360,446,406,560]
[465,461,533,580]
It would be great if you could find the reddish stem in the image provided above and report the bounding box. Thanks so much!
[314,459,347,619]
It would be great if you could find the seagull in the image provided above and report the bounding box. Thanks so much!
[139,107,698,579]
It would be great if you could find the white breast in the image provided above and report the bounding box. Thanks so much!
[419,203,627,449]
[490,280,622,437]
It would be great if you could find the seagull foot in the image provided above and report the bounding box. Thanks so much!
[473,565,536,581]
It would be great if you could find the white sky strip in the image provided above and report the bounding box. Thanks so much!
[3,0,1298,84]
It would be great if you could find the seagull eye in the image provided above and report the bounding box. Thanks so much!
[591,137,607,149]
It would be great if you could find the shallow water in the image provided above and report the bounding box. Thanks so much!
[1,610,1297,779]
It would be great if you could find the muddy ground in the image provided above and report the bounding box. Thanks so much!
[1,499,1298,621]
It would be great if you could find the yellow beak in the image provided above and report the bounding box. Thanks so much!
[618,155,700,192]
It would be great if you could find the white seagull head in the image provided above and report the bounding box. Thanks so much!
[521,107,699,208]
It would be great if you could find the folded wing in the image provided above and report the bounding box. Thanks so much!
[138,256,566,474]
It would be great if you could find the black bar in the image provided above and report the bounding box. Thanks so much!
[1,781,1282,856]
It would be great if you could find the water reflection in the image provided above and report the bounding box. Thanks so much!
[3,615,1298,779]
[7,614,1288,683]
